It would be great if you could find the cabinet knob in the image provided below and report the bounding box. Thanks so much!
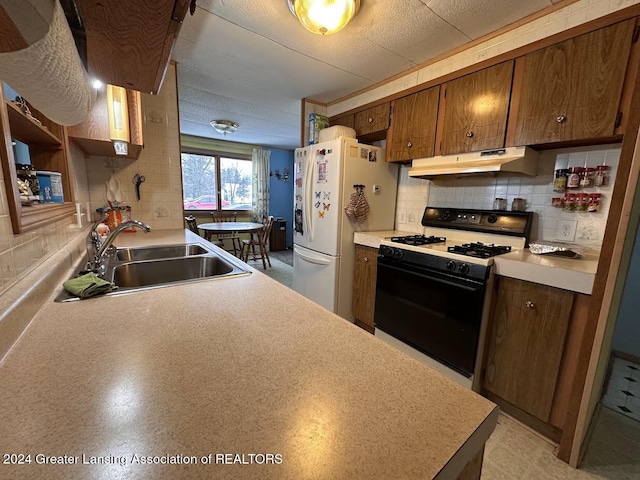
[556,115,567,123]
[525,301,535,309]
[368,117,373,123]
[407,141,412,148]
[364,257,369,262]
[466,131,474,138]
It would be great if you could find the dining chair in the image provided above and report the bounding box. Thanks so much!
[240,216,274,269]
[211,211,241,256]
[185,215,200,235]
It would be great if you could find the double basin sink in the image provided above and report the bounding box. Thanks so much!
[56,242,251,302]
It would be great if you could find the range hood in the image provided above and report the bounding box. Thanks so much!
[408,146,539,178]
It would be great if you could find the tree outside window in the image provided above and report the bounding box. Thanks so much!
[181,152,252,211]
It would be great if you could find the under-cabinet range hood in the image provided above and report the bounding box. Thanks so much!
[408,146,539,178]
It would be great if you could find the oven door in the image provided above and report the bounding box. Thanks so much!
[374,256,487,377]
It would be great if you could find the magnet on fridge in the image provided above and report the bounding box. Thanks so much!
[323,192,330,200]
[323,203,330,211]
[318,211,325,218]
[315,201,320,209]
[315,191,321,199]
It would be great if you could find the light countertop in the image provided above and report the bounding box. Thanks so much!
[0,229,497,479]
[353,231,598,294]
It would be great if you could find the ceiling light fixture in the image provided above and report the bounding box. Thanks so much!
[210,120,239,136]
[287,0,360,35]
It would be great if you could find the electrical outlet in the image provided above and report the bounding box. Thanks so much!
[556,220,577,242]
[399,211,406,223]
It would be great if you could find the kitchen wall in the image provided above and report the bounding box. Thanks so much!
[395,144,621,248]
[269,148,294,247]
[83,63,183,229]
[0,188,79,294]
[327,0,640,116]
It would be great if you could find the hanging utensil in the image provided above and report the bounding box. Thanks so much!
[133,173,146,200]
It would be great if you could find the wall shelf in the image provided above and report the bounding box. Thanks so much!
[5,99,62,146]
[0,83,76,234]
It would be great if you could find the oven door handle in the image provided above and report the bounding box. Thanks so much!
[378,261,483,293]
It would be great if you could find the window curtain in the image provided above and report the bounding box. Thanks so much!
[252,148,270,221]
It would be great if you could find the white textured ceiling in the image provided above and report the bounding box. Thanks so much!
[172,0,556,149]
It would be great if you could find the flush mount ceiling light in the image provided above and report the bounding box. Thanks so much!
[210,120,239,135]
[287,0,360,35]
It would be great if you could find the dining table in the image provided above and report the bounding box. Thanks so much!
[198,222,265,261]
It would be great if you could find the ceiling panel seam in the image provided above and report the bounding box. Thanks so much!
[417,0,473,40]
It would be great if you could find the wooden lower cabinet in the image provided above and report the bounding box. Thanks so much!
[482,277,574,423]
[352,245,378,333]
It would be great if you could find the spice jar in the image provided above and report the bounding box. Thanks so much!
[554,169,568,192]
[563,193,576,212]
[588,193,602,213]
[552,197,563,207]
[567,167,582,189]
[576,193,589,212]
[594,165,610,186]
[493,198,507,210]
[580,167,595,188]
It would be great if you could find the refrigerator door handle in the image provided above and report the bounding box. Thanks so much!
[294,246,331,266]
[305,150,316,242]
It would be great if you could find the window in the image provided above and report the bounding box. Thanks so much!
[181,152,252,211]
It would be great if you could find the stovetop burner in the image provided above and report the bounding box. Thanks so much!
[390,235,446,246]
[447,242,512,258]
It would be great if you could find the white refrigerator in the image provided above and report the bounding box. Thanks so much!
[293,137,398,321]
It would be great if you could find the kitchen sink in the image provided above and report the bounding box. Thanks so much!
[112,256,234,288]
[115,244,208,261]
[55,242,250,302]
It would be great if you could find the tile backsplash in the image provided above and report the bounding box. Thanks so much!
[395,144,621,248]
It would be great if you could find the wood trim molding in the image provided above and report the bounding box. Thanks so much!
[557,54,640,465]
[326,4,640,117]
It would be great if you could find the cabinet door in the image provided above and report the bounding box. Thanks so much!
[514,20,634,146]
[440,61,514,155]
[354,103,390,136]
[483,277,573,422]
[352,245,378,333]
[330,113,355,130]
[387,86,440,163]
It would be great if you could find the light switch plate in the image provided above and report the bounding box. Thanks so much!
[556,220,577,242]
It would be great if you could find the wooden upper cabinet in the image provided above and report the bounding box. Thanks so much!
[387,86,440,163]
[68,88,144,159]
[78,0,189,94]
[513,20,635,146]
[439,61,514,155]
[354,103,390,136]
[482,277,574,423]
[330,113,355,130]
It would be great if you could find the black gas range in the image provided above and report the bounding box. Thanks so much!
[374,207,534,384]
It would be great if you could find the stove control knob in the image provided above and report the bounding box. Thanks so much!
[487,214,498,224]
[459,263,470,274]
[393,248,404,259]
[380,246,392,257]
[446,260,457,271]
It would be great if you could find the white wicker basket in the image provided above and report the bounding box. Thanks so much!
[318,125,356,143]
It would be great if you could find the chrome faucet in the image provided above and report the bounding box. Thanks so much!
[88,220,151,270]
[86,212,109,270]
